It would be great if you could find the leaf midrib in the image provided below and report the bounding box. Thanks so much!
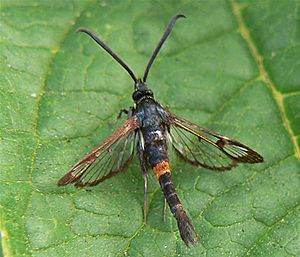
[231,0,300,160]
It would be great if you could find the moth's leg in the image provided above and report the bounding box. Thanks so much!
[163,198,167,223]
[137,130,149,223]
[117,107,135,120]
[117,108,129,120]
[143,174,149,224]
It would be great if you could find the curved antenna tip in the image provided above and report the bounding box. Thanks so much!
[76,28,84,33]
[76,28,91,34]
[175,14,187,19]
[143,14,187,82]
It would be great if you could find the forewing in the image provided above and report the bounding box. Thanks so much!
[167,113,263,171]
[58,116,140,187]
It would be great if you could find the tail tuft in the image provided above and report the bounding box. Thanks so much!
[175,209,199,247]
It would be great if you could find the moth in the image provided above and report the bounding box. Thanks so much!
[58,14,263,246]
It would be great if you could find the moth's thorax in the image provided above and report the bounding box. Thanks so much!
[135,98,164,128]
[135,98,169,168]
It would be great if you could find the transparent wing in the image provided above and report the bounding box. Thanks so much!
[58,116,140,187]
[167,113,263,171]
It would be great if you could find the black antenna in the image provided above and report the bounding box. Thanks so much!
[77,28,138,84]
[143,14,186,82]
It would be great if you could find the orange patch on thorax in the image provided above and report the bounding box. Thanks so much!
[153,161,171,179]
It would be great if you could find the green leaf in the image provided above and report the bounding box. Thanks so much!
[1,1,299,256]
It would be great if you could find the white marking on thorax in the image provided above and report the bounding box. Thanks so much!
[150,130,163,139]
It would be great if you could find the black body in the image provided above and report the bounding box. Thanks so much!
[134,96,199,245]
[137,98,169,168]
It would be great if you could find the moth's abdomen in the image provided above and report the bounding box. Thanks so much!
[145,141,169,169]
[157,169,199,246]
[153,160,171,179]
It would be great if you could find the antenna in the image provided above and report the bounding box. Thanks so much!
[143,14,186,82]
[77,28,138,84]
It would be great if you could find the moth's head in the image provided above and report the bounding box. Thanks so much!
[132,78,154,103]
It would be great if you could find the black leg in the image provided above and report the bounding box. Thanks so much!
[117,108,129,120]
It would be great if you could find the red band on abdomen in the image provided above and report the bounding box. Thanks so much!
[153,161,171,180]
